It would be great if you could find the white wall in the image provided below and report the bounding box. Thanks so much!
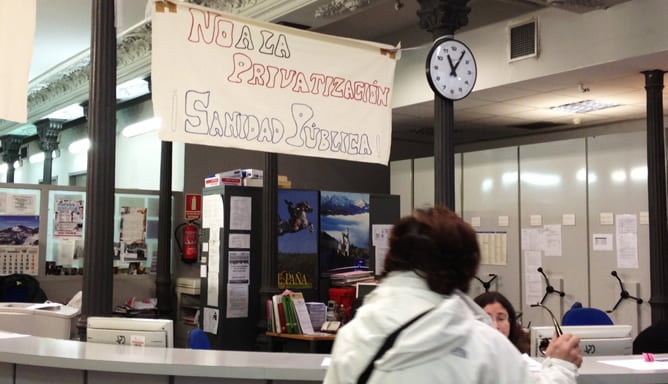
[390,122,652,336]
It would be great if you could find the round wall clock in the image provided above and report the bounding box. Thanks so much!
[426,38,477,101]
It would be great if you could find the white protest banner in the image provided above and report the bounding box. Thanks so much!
[0,1,36,123]
[151,1,398,165]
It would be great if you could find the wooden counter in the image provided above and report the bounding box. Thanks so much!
[265,332,335,353]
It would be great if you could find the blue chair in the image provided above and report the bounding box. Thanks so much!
[188,328,211,350]
[562,302,613,326]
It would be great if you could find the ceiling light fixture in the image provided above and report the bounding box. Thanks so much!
[121,117,161,138]
[550,99,621,113]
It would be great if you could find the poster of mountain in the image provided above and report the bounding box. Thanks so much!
[319,191,370,275]
[0,215,40,275]
[0,215,39,245]
[277,189,319,289]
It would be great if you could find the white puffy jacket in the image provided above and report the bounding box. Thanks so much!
[323,271,578,384]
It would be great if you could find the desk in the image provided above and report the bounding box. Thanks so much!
[266,332,335,353]
[577,355,668,383]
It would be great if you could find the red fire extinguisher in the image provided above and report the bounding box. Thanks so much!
[175,220,200,264]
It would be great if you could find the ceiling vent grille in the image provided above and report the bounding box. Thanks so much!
[509,19,537,61]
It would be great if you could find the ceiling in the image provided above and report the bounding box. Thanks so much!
[21,0,667,149]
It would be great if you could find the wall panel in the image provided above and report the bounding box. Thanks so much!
[519,139,588,328]
[462,147,521,309]
[587,131,650,335]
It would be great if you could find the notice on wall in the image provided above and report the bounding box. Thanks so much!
[229,196,252,231]
[228,233,250,249]
[592,233,614,251]
[203,307,219,335]
[151,1,398,165]
[228,251,250,284]
[372,224,392,275]
[119,207,148,262]
[226,283,249,318]
[524,250,543,305]
[543,224,562,257]
[207,271,219,307]
[615,214,638,269]
[478,231,508,265]
[521,225,562,257]
[0,193,37,215]
[54,199,84,238]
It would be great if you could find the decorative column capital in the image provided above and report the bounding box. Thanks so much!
[0,135,24,164]
[416,0,471,40]
[35,118,65,152]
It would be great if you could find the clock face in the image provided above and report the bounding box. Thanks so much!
[426,38,477,100]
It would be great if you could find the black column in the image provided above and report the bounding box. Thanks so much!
[259,152,278,337]
[417,0,471,209]
[156,141,173,316]
[35,118,64,185]
[78,0,116,339]
[643,69,668,323]
[0,135,23,183]
[261,153,278,290]
[434,95,455,209]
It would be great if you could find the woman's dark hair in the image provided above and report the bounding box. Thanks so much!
[381,205,480,295]
[474,291,523,351]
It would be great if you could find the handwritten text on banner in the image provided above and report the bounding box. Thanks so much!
[151,1,398,165]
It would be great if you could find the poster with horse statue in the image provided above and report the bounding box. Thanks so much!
[277,189,319,290]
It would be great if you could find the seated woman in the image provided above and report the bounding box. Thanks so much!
[474,291,530,354]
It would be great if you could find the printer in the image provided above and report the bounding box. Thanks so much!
[0,302,80,339]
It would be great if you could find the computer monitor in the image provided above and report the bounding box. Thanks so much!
[529,325,632,357]
[86,317,173,348]
[356,282,377,300]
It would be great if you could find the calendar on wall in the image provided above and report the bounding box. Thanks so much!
[0,247,38,276]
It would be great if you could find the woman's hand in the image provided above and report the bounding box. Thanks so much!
[545,333,582,368]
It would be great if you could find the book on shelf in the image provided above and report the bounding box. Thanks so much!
[271,294,283,333]
[266,299,273,332]
[330,270,375,286]
[268,291,316,335]
[277,301,287,333]
[289,292,314,334]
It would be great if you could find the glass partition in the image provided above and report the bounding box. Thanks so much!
[44,188,165,276]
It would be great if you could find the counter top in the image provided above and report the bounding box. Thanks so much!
[1,332,667,383]
[0,332,328,381]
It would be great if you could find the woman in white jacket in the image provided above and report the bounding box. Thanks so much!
[323,206,581,384]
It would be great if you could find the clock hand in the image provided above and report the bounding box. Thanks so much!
[452,50,466,73]
[447,54,457,76]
